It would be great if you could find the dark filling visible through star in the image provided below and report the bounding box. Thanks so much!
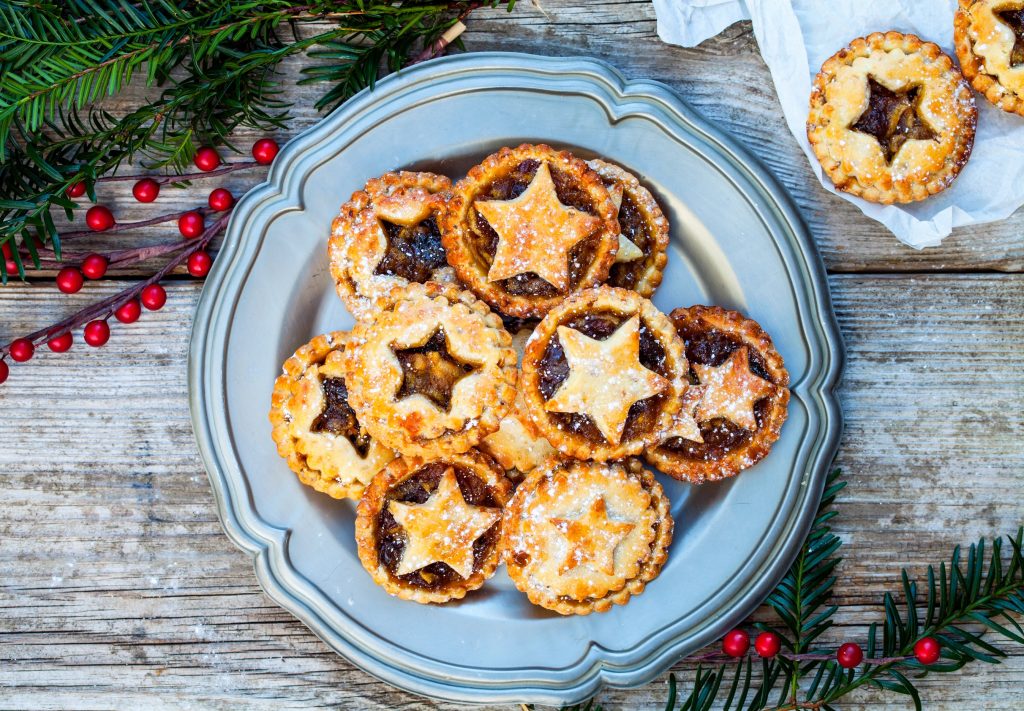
[661,321,774,461]
[374,216,448,282]
[850,79,938,164]
[996,9,1024,66]
[393,329,477,412]
[608,191,653,290]
[536,310,669,444]
[310,376,372,457]
[468,159,602,297]
[376,462,500,590]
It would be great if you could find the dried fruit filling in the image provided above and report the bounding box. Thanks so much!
[375,216,448,282]
[377,463,500,589]
[850,79,938,163]
[997,9,1024,67]
[608,191,651,288]
[393,329,477,412]
[310,376,372,456]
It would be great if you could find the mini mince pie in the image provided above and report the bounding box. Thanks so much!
[356,450,513,603]
[343,282,518,458]
[586,159,669,298]
[955,0,1024,117]
[500,457,673,615]
[645,306,790,484]
[521,286,688,460]
[807,32,977,204]
[328,171,456,320]
[441,144,620,318]
[269,332,395,499]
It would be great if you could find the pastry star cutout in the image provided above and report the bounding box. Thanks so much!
[692,346,775,431]
[549,496,635,576]
[476,162,603,290]
[388,468,500,579]
[545,315,669,444]
[605,181,643,264]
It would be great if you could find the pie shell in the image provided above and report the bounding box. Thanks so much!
[440,144,620,318]
[342,281,518,458]
[328,171,455,321]
[955,0,1024,117]
[269,331,395,500]
[807,31,977,204]
[520,286,687,461]
[645,305,790,484]
[355,449,513,604]
[500,458,673,615]
[586,159,669,298]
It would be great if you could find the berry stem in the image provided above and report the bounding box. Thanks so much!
[681,650,913,666]
[93,160,261,185]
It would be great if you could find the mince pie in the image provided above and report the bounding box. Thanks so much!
[356,450,513,603]
[343,282,518,457]
[586,159,669,298]
[956,0,1024,117]
[645,306,790,484]
[501,457,672,615]
[807,32,977,204]
[269,331,395,499]
[329,171,456,320]
[441,144,620,318]
[521,286,688,461]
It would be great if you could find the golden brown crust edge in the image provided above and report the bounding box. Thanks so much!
[954,1,1024,118]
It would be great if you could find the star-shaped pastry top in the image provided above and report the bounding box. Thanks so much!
[388,468,500,579]
[660,385,705,444]
[692,346,775,431]
[549,496,635,576]
[475,162,603,290]
[545,315,669,445]
[605,181,643,264]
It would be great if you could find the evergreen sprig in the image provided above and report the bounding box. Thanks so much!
[0,0,513,281]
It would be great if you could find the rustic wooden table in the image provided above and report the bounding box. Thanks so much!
[2,3,1022,709]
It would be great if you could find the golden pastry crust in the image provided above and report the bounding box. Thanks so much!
[343,282,518,458]
[355,450,513,604]
[807,32,977,204]
[440,144,620,318]
[645,306,790,484]
[269,331,395,499]
[520,286,687,461]
[586,159,669,298]
[501,458,673,615]
[955,1,1024,117]
[328,171,456,321]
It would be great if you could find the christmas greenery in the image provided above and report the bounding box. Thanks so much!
[0,0,513,280]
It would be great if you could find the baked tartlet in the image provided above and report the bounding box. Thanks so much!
[356,450,513,603]
[269,331,395,499]
[441,144,620,318]
[500,457,673,615]
[329,171,456,320]
[343,282,517,457]
[955,0,1024,117]
[645,306,790,484]
[807,31,977,204]
[586,159,669,298]
[521,286,688,461]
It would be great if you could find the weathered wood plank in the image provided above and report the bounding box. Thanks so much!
[1,274,1021,709]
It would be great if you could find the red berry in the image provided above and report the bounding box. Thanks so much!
[132,178,160,203]
[252,137,279,165]
[9,338,34,363]
[86,205,115,232]
[837,642,863,669]
[66,181,87,198]
[4,260,17,276]
[208,187,234,211]
[178,211,205,239]
[47,332,73,353]
[83,319,110,347]
[81,254,108,280]
[914,637,941,665]
[194,146,221,172]
[187,250,213,277]
[115,298,142,324]
[140,284,167,311]
[722,629,750,658]
[755,631,782,658]
[0,359,7,384]
[1,242,10,259]
[56,267,84,294]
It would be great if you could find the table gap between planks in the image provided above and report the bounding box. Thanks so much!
[1,2,1021,710]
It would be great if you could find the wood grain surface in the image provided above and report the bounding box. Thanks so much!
[1,2,1021,709]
